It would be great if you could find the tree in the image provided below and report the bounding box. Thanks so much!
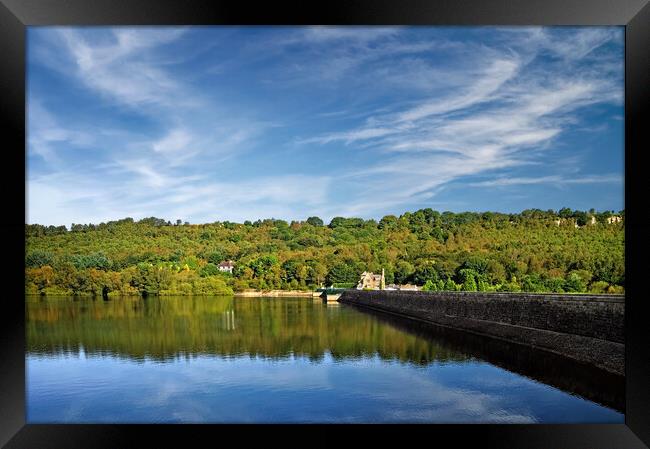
[558,207,573,219]
[564,270,591,292]
[486,260,507,284]
[26,265,55,291]
[521,274,544,292]
[461,273,477,291]
[378,215,399,230]
[589,280,609,293]
[422,279,439,292]
[459,257,489,275]
[138,217,167,227]
[200,263,220,277]
[477,279,490,291]
[574,211,588,227]
[394,260,415,285]
[249,255,279,277]
[307,261,328,287]
[326,262,358,285]
[413,261,439,285]
[206,249,226,265]
[444,278,458,291]
[282,259,302,284]
[306,216,324,227]
[25,250,54,268]
[25,206,625,296]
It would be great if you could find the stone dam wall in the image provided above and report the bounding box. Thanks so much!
[338,290,625,376]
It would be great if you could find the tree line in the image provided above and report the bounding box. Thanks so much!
[25,207,625,297]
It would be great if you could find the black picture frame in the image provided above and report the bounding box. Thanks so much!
[1,0,649,447]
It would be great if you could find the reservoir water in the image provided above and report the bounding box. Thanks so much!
[26,295,624,423]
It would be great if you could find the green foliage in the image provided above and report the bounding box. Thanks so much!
[306,216,324,227]
[25,207,624,296]
[443,278,459,291]
[160,274,233,296]
[477,279,491,292]
[378,215,400,230]
[461,271,478,291]
[394,260,415,285]
[70,252,112,270]
[204,249,226,265]
[413,261,439,285]
[565,271,588,292]
[422,279,438,292]
[326,262,359,285]
[200,263,221,277]
[545,277,566,293]
[25,250,54,268]
[589,280,610,294]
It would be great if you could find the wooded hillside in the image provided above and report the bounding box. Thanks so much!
[25,208,625,297]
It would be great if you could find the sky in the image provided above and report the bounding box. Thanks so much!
[26,26,624,226]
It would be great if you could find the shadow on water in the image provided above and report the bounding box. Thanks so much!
[346,303,625,413]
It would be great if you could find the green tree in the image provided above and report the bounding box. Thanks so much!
[25,250,54,268]
[326,262,358,285]
[413,261,439,285]
[565,271,588,292]
[422,279,439,292]
[306,216,324,227]
[461,273,478,291]
[25,206,625,296]
[443,278,458,291]
[394,260,415,285]
[200,263,220,277]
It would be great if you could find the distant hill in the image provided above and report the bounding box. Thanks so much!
[25,208,625,297]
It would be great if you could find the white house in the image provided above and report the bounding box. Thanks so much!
[218,260,235,273]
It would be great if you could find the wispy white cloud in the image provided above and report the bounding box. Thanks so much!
[469,174,622,187]
[300,26,400,44]
[27,101,94,164]
[293,27,623,217]
[396,58,520,123]
[152,129,193,154]
[27,27,624,225]
[28,27,303,225]
[27,162,332,225]
[56,28,189,109]
[298,127,396,145]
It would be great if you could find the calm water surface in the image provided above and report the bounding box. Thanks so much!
[26,296,624,423]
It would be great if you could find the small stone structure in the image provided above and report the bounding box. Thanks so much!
[339,290,624,375]
[356,269,385,290]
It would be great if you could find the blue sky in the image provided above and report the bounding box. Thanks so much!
[26,26,624,226]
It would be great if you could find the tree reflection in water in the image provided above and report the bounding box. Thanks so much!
[26,295,623,412]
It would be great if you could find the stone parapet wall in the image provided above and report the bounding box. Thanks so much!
[339,290,625,375]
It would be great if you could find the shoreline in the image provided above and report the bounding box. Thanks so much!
[25,289,626,299]
[233,290,315,297]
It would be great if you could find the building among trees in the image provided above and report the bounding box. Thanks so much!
[218,260,235,273]
[357,269,385,290]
